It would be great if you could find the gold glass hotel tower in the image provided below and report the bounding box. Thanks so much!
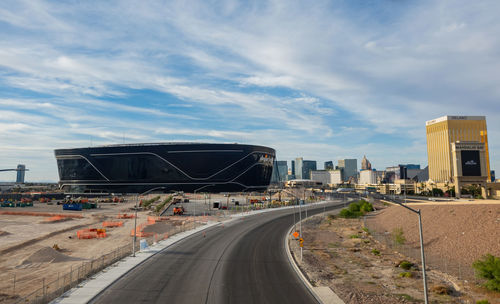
[426,116,490,182]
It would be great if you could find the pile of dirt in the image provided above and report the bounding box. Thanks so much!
[21,247,83,265]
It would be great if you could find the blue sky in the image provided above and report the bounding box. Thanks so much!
[0,0,499,182]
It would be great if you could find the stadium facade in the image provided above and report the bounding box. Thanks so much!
[55,143,275,194]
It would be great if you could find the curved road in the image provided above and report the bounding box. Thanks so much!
[91,202,343,304]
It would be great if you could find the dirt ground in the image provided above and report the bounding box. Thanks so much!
[290,200,500,304]
[0,196,218,303]
[369,201,500,267]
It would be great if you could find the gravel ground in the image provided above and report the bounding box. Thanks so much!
[290,200,500,304]
[368,202,500,266]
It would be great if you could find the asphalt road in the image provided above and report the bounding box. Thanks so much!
[91,202,344,304]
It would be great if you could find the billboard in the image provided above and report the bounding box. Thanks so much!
[461,150,481,176]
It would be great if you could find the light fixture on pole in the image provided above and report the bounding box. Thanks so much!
[133,186,165,257]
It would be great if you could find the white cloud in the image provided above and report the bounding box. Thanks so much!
[0,0,499,181]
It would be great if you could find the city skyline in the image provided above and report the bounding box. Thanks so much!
[0,1,499,182]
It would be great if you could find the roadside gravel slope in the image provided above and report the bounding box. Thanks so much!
[370,203,500,266]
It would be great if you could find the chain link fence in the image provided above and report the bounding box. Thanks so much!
[5,202,318,304]
[13,244,132,304]
[364,214,476,281]
[11,218,208,304]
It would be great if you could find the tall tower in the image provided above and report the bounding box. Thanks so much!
[16,164,26,183]
[426,116,490,182]
[295,158,303,179]
[361,155,372,170]
[338,159,358,182]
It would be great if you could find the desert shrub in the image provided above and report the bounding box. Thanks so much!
[472,254,500,292]
[154,196,172,214]
[476,300,489,304]
[359,200,374,213]
[392,227,406,245]
[399,260,414,270]
[399,272,413,278]
[348,202,360,212]
[339,200,374,218]
[142,196,161,209]
[396,294,416,301]
[349,234,360,239]
[430,284,453,295]
[362,227,371,234]
[327,214,336,220]
[371,249,380,256]
[339,209,357,218]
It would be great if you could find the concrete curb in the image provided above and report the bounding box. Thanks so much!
[52,202,330,303]
[284,211,345,304]
[51,220,222,304]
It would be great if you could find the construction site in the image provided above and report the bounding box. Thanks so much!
[0,192,297,303]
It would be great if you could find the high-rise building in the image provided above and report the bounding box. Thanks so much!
[361,155,372,170]
[330,169,343,184]
[295,157,317,179]
[324,161,334,170]
[270,160,288,183]
[359,170,377,184]
[291,160,295,175]
[426,116,490,182]
[295,158,303,179]
[276,161,288,182]
[16,164,25,184]
[386,165,407,180]
[303,160,317,179]
[338,159,357,182]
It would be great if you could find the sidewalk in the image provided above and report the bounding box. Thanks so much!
[52,201,332,303]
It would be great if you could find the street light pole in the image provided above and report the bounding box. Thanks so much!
[299,195,302,262]
[394,201,429,304]
[304,188,308,219]
[133,186,165,257]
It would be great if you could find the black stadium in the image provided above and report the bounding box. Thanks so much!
[55,143,276,194]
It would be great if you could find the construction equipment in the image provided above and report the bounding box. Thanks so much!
[173,206,185,215]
